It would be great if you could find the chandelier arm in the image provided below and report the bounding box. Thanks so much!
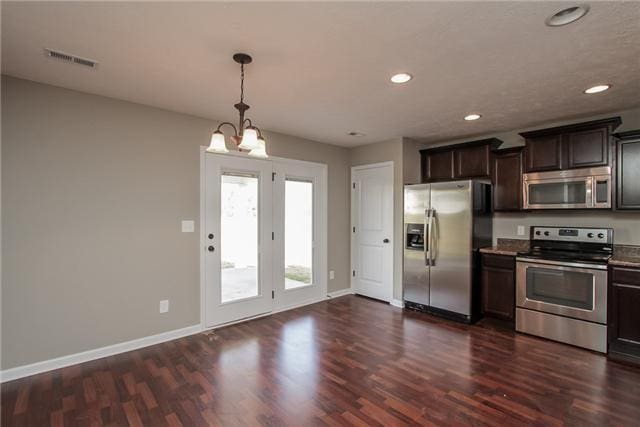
[216,122,239,136]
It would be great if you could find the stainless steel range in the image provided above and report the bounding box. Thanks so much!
[516,226,613,353]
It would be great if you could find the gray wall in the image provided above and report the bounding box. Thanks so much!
[349,139,404,300]
[1,76,350,369]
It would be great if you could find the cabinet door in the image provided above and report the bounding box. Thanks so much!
[567,127,609,169]
[493,149,523,211]
[617,138,640,209]
[524,135,562,172]
[454,144,491,178]
[481,255,515,321]
[609,267,640,364]
[422,150,453,182]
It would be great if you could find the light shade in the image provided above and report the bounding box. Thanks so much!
[248,137,268,158]
[238,128,259,150]
[206,131,228,153]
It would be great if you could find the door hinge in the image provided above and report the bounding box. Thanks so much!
[272,172,276,181]
[272,290,275,299]
[353,226,356,233]
[352,182,356,189]
[272,231,275,240]
[352,270,356,277]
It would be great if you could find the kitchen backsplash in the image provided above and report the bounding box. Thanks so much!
[493,211,640,246]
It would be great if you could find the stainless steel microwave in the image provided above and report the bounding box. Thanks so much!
[522,167,611,209]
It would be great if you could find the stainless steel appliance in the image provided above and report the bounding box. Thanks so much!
[516,226,613,353]
[522,167,611,209]
[403,181,492,322]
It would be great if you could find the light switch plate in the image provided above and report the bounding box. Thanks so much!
[329,270,335,280]
[517,225,526,236]
[181,220,195,233]
[159,300,169,313]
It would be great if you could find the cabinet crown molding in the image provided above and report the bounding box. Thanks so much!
[419,137,503,154]
[519,117,622,139]
[613,129,640,140]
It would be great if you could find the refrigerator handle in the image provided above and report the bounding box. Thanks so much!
[430,209,437,266]
[425,208,433,266]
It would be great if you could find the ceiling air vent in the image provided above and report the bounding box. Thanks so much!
[44,48,98,69]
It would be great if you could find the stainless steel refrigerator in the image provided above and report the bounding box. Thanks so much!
[403,181,492,322]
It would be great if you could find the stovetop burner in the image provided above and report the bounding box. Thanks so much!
[517,248,612,265]
[517,226,614,265]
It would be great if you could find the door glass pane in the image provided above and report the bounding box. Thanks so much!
[285,179,313,289]
[526,267,593,310]
[529,181,587,205]
[221,173,258,302]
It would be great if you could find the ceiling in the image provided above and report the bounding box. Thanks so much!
[2,1,640,147]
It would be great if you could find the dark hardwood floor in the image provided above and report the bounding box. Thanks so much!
[2,295,640,426]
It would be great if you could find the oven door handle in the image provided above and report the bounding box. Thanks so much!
[516,257,608,270]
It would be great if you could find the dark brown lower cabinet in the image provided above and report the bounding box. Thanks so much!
[481,254,515,321]
[608,266,640,366]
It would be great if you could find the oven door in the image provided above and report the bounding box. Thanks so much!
[523,176,593,209]
[516,259,607,324]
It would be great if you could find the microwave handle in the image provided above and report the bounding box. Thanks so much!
[586,177,593,208]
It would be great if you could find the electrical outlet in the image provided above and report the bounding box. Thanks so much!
[181,220,194,233]
[329,270,335,280]
[517,225,526,236]
[159,300,169,313]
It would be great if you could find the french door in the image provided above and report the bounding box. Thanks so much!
[203,152,326,327]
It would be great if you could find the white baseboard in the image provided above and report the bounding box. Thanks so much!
[327,288,354,298]
[0,324,201,383]
[390,299,405,308]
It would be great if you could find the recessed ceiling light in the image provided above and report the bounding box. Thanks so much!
[584,84,611,94]
[347,131,366,137]
[545,5,590,27]
[390,73,412,84]
[464,114,482,121]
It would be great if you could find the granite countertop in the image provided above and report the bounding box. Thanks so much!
[479,238,530,256]
[610,245,640,268]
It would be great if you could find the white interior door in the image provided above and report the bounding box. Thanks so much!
[204,154,273,327]
[351,163,394,302]
[272,160,327,310]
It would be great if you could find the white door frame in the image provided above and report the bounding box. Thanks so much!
[350,161,395,302]
[199,147,328,330]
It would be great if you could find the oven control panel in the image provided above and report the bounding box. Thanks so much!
[530,226,613,244]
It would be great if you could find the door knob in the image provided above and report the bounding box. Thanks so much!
[383,238,390,243]
[207,246,215,252]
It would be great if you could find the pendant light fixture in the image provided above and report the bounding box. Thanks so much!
[206,53,268,157]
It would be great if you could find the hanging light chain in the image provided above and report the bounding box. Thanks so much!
[240,63,245,104]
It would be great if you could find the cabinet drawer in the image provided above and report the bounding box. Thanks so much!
[612,267,640,287]
[481,254,515,270]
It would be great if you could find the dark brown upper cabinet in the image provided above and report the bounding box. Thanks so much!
[421,138,502,183]
[492,147,523,211]
[520,117,621,173]
[567,127,609,168]
[454,143,493,178]
[422,150,454,181]
[523,134,562,172]
[614,129,640,210]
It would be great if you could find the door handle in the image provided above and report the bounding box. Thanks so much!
[425,208,432,266]
[429,209,436,266]
[383,238,390,243]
